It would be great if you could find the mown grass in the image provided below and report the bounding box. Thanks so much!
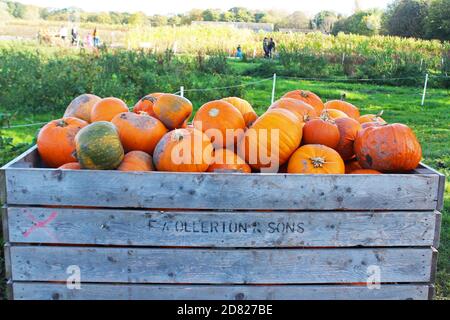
[0,60,449,299]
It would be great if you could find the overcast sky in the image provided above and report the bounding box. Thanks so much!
[15,0,393,16]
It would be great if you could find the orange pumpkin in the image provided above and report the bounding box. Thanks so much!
[111,112,168,154]
[133,93,163,117]
[90,97,129,122]
[322,109,349,120]
[345,159,362,174]
[239,108,302,172]
[324,100,360,119]
[193,100,246,148]
[117,151,154,171]
[207,149,251,173]
[153,128,213,172]
[302,115,340,149]
[287,144,345,174]
[153,94,193,130]
[64,94,101,123]
[354,123,422,172]
[269,98,317,123]
[222,97,258,127]
[58,162,81,170]
[358,111,386,125]
[282,90,324,114]
[361,122,383,129]
[350,169,381,174]
[37,117,88,168]
[335,117,362,161]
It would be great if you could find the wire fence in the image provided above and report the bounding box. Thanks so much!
[1,73,448,130]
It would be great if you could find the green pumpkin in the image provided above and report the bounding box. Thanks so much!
[75,121,124,170]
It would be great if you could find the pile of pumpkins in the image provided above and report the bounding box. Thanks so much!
[36,90,423,174]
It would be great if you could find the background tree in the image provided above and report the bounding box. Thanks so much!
[332,10,382,36]
[382,0,430,38]
[313,11,338,33]
[425,0,450,40]
[278,11,310,29]
[128,12,147,26]
[202,9,221,21]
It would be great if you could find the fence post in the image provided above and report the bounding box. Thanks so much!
[271,73,277,105]
[421,73,429,107]
[180,86,184,98]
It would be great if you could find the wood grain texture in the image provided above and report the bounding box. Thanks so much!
[6,207,439,247]
[10,246,433,284]
[433,212,442,249]
[12,282,431,300]
[4,168,440,210]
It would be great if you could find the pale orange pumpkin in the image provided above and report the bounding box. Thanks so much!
[37,117,88,168]
[324,100,360,119]
[193,100,246,148]
[239,108,302,172]
[322,109,349,120]
[58,162,81,170]
[282,90,324,114]
[221,97,258,127]
[269,98,317,123]
[358,111,386,125]
[207,149,251,173]
[64,94,101,123]
[153,128,213,172]
[111,112,168,154]
[117,151,154,171]
[287,144,345,174]
[153,94,193,130]
[90,97,129,122]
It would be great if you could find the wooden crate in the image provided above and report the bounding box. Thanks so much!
[1,146,445,300]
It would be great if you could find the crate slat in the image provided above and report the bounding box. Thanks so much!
[7,207,439,247]
[4,168,440,210]
[10,246,433,284]
[12,282,431,300]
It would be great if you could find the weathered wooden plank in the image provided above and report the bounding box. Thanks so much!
[12,282,431,300]
[1,145,39,169]
[1,206,9,243]
[3,243,12,282]
[7,207,438,247]
[419,163,446,211]
[10,246,433,284]
[4,168,440,210]
[433,212,442,249]
[0,169,6,204]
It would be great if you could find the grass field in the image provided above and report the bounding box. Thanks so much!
[0,59,449,299]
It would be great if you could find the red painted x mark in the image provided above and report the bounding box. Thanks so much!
[23,210,59,242]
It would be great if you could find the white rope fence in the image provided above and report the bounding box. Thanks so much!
[1,73,448,130]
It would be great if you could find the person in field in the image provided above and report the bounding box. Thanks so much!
[268,38,276,58]
[59,25,68,42]
[71,26,78,46]
[263,37,270,58]
[236,45,243,59]
[93,27,100,47]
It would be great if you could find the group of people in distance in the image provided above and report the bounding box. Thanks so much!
[235,37,276,60]
[45,25,100,48]
[263,37,276,58]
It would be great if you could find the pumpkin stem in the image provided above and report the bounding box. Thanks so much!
[300,91,308,98]
[340,93,347,101]
[173,130,185,142]
[56,119,68,127]
[320,110,335,124]
[141,96,157,103]
[376,110,384,118]
[310,157,326,168]
[138,111,149,116]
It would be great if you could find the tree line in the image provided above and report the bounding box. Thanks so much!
[0,0,448,40]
